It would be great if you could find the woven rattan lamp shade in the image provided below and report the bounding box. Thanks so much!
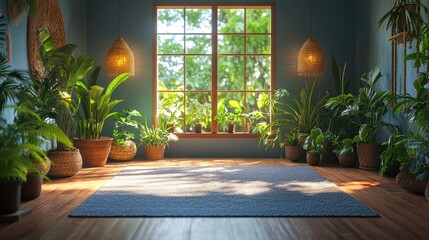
[297,38,324,77]
[106,37,135,77]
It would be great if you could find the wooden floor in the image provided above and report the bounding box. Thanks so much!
[0,158,428,240]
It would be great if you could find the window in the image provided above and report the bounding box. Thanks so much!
[154,3,275,137]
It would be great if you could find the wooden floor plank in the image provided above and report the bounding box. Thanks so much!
[0,158,428,240]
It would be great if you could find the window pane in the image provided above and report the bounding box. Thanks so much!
[186,9,212,33]
[186,93,212,132]
[186,56,212,90]
[246,9,271,33]
[246,36,270,54]
[218,56,244,90]
[246,56,271,90]
[159,92,185,133]
[246,92,270,116]
[158,9,184,33]
[158,35,184,54]
[218,9,244,33]
[218,35,244,54]
[186,35,211,54]
[217,92,244,132]
[158,56,184,90]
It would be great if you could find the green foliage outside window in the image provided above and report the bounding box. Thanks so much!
[156,5,272,133]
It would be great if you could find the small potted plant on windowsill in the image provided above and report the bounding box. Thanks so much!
[109,108,142,161]
[216,99,243,133]
[138,120,178,160]
[186,98,211,133]
[303,128,326,166]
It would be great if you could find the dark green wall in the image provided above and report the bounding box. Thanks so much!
[87,0,356,158]
[355,0,418,138]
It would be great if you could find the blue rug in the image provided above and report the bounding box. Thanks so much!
[69,166,378,217]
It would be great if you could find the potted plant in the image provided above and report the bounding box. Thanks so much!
[274,81,328,143]
[244,93,270,133]
[334,138,356,167]
[379,131,406,177]
[330,67,391,170]
[284,131,305,162]
[158,84,184,133]
[0,107,71,213]
[303,128,326,166]
[187,98,211,133]
[378,0,427,44]
[216,99,243,133]
[138,120,178,160]
[28,29,93,178]
[73,68,129,167]
[109,108,141,161]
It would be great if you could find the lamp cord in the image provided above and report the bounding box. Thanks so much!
[309,0,312,37]
[118,0,121,36]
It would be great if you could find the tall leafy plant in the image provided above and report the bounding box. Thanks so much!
[31,28,94,149]
[275,80,328,134]
[75,68,129,139]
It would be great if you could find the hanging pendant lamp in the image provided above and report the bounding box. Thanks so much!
[106,37,135,76]
[106,0,135,77]
[297,0,324,77]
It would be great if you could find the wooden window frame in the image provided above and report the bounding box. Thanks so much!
[152,3,276,138]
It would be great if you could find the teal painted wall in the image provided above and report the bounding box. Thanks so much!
[87,0,356,158]
[355,0,418,138]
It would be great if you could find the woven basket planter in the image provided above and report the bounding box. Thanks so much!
[73,137,112,167]
[144,145,165,160]
[109,140,137,161]
[47,148,82,178]
[285,145,305,162]
[396,167,429,194]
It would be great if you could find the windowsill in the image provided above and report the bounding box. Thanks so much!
[174,132,260,138]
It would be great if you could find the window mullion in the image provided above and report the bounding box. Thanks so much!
[212,5,218,133]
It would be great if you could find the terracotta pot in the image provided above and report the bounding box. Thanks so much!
[285,145,305,162]
[425,182,429,202]
[227,123,235,133]
[357,143,382,170]
[0,180,22,214]
[195,124,202,133]
[144,145,165,160]
[48,148,82,178]
[338,152,356,168]
[306,153,321,166]
[396,167,429,194]
[73,137,113,167]
[21,173,43,201]
[109,140,137,161]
